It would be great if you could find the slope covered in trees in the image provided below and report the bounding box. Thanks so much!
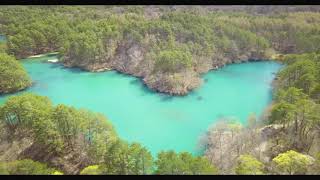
[0,159,63,175]
[0,93,118,173]
[1,6,320,95]
[0,93,217,175]
[0,53,31,94]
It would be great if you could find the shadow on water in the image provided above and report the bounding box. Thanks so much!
[216,113,226,119]
[160,94,175,101]
[0,83,34,99]
[137,83,155,96]
[197,96,203,101]
[48,63,63,69]
[112,71,129,78]
[48,63,87,74]
[124,72,205,101]
[110,71,155,96]
[66,67,87,74]
[129,79,140,85]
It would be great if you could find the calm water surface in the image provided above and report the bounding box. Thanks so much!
[0,58,282,156]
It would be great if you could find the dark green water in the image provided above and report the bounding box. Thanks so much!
[0,58,282,156]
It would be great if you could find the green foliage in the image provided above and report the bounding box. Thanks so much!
[80,165,103,175]
[278,59,318,95]
[270,52,320,152]
[0,162,9,175]
[52,104,81,148]
[67,30,106,63]
[0,93,63,151]
[0,159,58,175]
[0,53,31,94]
[0,93,117,157]
[155,151,184,174]
[272,150,313,175]
[235,155,264,175]
[102,140,153,175]
[2,6,320,77]
[154,49,193,73]
[155,150,218,175]
[313,152,320,173]
[0,41,7,53]
[270,87,319,151]
[79,109,118,162]
[52,171,64,175]
[1,6,320,175]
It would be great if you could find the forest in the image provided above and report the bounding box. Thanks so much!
[0,6,320,175]
[1,6,320,95]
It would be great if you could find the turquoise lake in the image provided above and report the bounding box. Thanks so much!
[0,58,282,156]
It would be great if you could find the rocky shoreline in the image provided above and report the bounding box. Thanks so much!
[62,53,273,96]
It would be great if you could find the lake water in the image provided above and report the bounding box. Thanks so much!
[0,58,282,156]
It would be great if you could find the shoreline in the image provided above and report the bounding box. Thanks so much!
[21,52,282,96]
[61,57,281,96]
[26,52,60,59]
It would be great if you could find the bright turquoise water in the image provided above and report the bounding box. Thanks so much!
[0,59,282,156]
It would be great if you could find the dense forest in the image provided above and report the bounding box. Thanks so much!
[1,6,320,95]
[0,6,320,175]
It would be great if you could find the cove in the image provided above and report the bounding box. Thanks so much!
[0,58,282,156]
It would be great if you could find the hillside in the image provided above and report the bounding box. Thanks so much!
[1,6,320,95]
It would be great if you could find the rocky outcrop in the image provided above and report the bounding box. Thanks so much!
[111,42,149,77]
[259,124,283,140]
[143,71,202,95]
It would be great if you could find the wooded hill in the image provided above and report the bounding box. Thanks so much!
[1,6,320,95]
